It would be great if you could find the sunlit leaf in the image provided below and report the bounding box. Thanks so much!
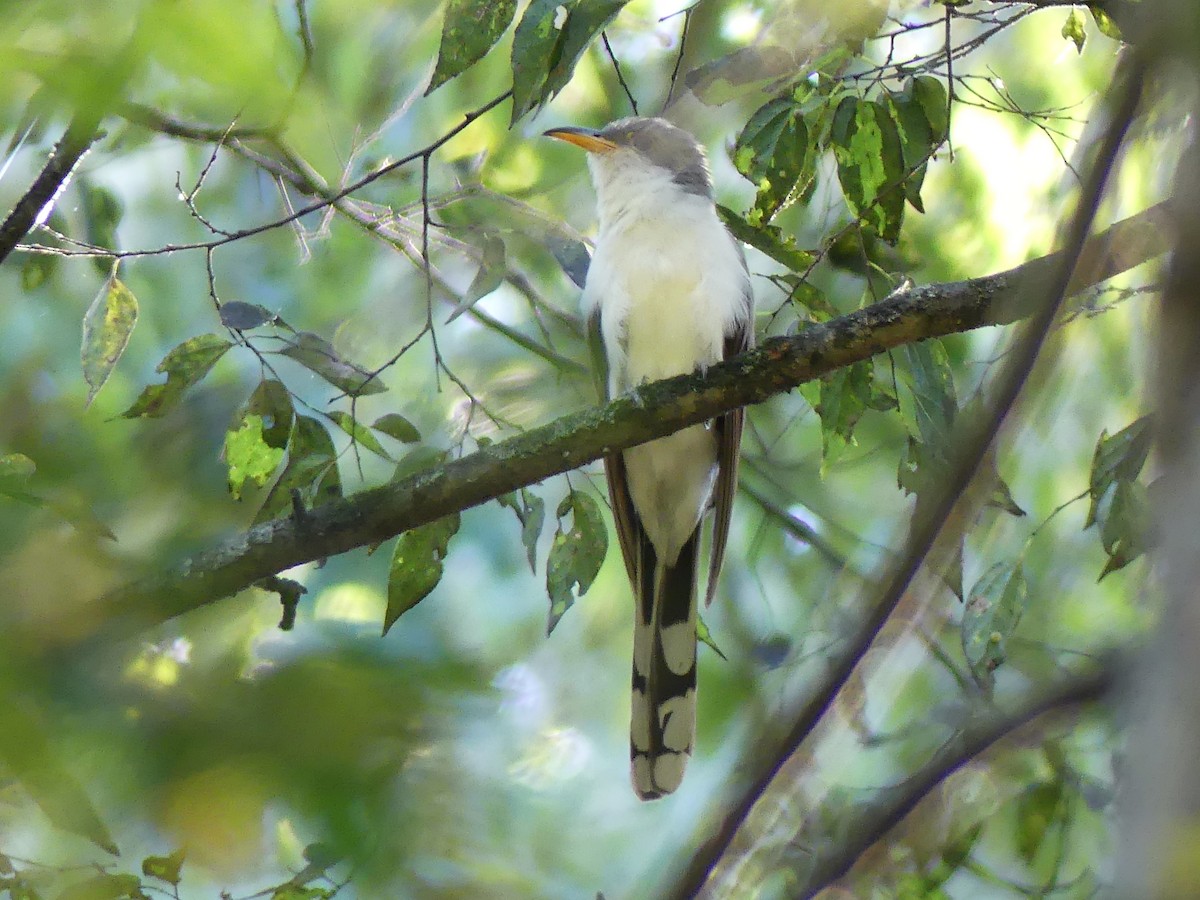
[278,332,387,396]
[427,0,517,95]
[240,379,295,450]
[119,334,232,418]
[384,513,461,634]
[141,849,185,886]
[82,266,139,408]
[372,413,421,444]
[0,452,36,491]
[226,414,286,500]
[1090,6,1122,40]
[1062,9,1086,53]
[697,615,726,660]
[961,561,1026,688]
[546,490,607,632]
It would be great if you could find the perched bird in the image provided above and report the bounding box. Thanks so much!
[544,117,754,799]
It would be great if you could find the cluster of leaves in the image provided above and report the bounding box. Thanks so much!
[427,0,631,122]
[727,73,947,277]
[1085,416,1151,578]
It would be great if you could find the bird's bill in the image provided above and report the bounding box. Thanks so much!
[543,126,618,153]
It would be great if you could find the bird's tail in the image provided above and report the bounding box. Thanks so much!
[630,530,699,800]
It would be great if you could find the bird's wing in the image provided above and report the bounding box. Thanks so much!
[705,281,754,607]
[589,308,639,586]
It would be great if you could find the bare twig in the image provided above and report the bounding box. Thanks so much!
[601,32,639,115]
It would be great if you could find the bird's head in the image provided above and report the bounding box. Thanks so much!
[544,117,713,202]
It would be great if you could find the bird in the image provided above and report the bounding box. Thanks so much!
[544,117,754,799]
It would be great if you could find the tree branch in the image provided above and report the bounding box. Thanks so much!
[88,200,1169,639]
[805,658,1117,896]
[0,113,101,265]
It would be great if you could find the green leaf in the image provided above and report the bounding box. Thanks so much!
[241,379,295,450]
[371,413,421,444]
[55,873,146,900]
[82,181,123,272]
[0,453,36,493]
[801,359,893,470]
[0,693,118,854]
[141,849,185,886]
[278,331,387,396]
[545,490,607,632]
[327,411,393,461]
[510,0,575,123]
[384,513,461,634]
[20,253,57,291]
[1015,779,1065,864]
[885,79,944,212]
[830,97,907,243]
[255,415,342,523]
[697,615,726,660]
[911,75,949,146]
[543,1,630,99]
[717,205,815,272]
[226,414,286,500]
[500,487,545,572]
[119,333,232,419]
[961,562,1026,688]
[219,300,277,330]
[1098,478,1149,579]
[1090,6,1122,40]
[898,339,957,450]
[1085,416,1151,528]
[1062,9,1086,53]
[427,0,517,95]
[81,266,139,408]
[445,234,507,322]
[734,97,811,220]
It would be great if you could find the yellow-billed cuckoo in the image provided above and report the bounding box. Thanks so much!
[545,117,754,799]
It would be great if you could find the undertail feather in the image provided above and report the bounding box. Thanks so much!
[630,530,699,800]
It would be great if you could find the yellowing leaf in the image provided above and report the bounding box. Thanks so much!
[81,266,139,407]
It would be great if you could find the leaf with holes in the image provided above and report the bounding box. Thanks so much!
[545,490,607,632]
[427,0,517,95]
[961,562,1026,688]
[256,415,342,523]
[384,513,461,634]
[226,414,285,500]
[239,379,294,450]
[120,333,232,418]
[81,266,139,408]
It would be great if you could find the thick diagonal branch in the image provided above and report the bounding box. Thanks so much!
[92,201,1169,636]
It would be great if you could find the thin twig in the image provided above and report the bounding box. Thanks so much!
[601,32,638,115]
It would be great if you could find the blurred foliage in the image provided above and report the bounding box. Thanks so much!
[0,0,1168,897]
